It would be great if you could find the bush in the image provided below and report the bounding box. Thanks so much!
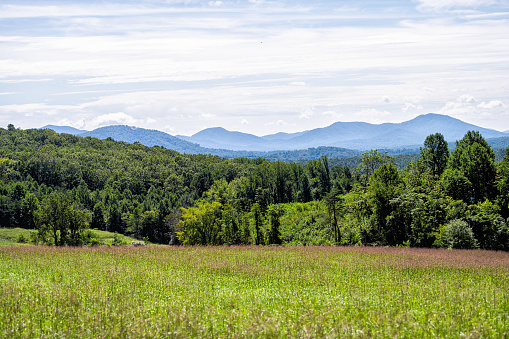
[87,238,101,246]
[435,219,479,249]
[16,233,28,243]
[112,233,127,246]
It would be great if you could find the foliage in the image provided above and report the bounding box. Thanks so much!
[420,133,449,177]
[1,126,509,250]
[449,131,496,202]
[35,192,90,246]
[434,219,479,249]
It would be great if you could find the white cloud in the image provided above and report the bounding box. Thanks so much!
[56,118,86,129]
[323,110,344,120]
[2,0,509,134]
[264,120,288,126]
[416,0,498,12]
[299,107,315,119]
[438,95,508,129]
[356,109,392,122]
[241,119,249,125]
[0,103,77,116]
[457,94,477,103]
[402,103,423,112]
[92,112,143,127]
[478,100,505,109]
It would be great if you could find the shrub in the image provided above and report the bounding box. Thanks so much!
[435,219,479,249]
[16,233,28,243]
[112,233,127,246]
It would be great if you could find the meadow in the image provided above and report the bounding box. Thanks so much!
[1,246,508,338]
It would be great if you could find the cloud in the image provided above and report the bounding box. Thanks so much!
[56,118,86,129]
[356,109,392,122]
[299,107,315,119]
[402,103,423,112]
[241,119,249,125]
[322,110,344,120]
[0,103,77,116]
[416,0,498,12]
[438,95,508,128]
[264,120,288,126]
[478,100,505,109]
[457,94,477,103]
[92,112,143,127]
[2,0,509,134]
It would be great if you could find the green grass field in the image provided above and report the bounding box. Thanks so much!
[0,228,137,247]
[1,246,508,338]
[0,228,33,247]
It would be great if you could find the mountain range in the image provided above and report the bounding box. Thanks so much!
[42,113,509,159]
[176,113,508,151]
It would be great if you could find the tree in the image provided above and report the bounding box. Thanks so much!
[91,201,107,230]
[178,201,223,245]
[420,133,449,177]
[251,203,264,245]
[467,201,508,251]
[35,192,89,246]
[267,204,284,245]
[325,188,343,244]
[366,161,403,244]
[20,193,39,229]
[439,169,472,203]
[448,131,496,202]
[359,150,392,188]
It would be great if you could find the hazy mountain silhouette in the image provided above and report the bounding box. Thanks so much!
[179,113,507,151]
[41,114,509,158]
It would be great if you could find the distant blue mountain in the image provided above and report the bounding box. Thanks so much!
[80,125,207,154]
[179,113,507,151]
[178,127,274,151]
[41,125,86,135]
[41,114,509,159]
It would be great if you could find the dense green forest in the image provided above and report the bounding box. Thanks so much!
[1,124,509,250]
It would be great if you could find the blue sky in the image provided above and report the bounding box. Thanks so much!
[1,0,508,136]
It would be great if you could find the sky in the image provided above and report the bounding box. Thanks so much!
[1,0,509,136]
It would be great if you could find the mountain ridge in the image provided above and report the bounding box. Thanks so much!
[175,113,506,151]
[41,113,509,159]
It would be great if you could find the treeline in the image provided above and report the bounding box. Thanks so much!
[0,125,354,245]
[1,124,509,250]
[176,132,509,250]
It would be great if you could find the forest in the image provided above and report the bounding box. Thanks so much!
[1,124,509,250]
